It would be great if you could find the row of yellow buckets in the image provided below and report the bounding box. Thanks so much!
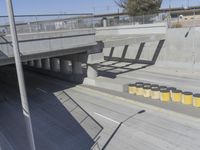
[128,82,200,107]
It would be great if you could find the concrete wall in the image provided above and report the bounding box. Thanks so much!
[96,23,167,37]
[156,27,200,70]
[101,26,200,71]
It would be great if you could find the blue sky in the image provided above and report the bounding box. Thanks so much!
[161,0,200,9]
[0,0,120,15]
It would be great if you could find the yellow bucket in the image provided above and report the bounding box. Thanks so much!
[167,87,177,98]
[135,82,143,96]
[128,84,136,94]
[151,87,160,100]
[193,94,200,107]
[143,87,151,98]
[136,85,144,96]
[171,90,182,102]
[160,89,170,102]
[182,92,193,105]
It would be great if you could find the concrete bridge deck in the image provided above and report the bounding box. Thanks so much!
[0,28,97,66]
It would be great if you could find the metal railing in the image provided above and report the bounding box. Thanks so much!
[0,14,94,34]
[93,13,167,27]
[2,12,200,34]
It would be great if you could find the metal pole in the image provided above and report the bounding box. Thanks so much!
[5,0,36,150]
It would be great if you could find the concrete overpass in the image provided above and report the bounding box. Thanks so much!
[0,26,104,83]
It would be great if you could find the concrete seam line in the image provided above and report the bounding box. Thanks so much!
[75,85,200,123]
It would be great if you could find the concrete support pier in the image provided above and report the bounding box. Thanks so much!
[41,58,51,70]
[50,58,60,72]
[72,61,83,75]
[27,60,34,67]
[60,59,72,74]
[87,64,98,78]
[34,59,42,68]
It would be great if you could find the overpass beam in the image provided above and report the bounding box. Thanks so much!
[41,58,50,70]
[50,58,60,72]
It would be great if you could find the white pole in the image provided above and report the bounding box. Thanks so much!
[6,0,36,150]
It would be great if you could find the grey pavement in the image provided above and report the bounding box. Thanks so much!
[0,66,200,150]
[0,66,96,150]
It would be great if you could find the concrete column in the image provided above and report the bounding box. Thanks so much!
[103,18,107,27]
[60,59,72,74]
[34,59,42,68]
[41,58,50,70]
[50,58,60,72]
[87,64,98,78]
[22,61,28,65]
[27,60,34,67]
[72,61,83,74]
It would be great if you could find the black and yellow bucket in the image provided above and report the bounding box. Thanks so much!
[136,84,144,96]
[182,92,193,105]
[167,87,177,98]
[171,89,182,102]
[143,84,151,98]
[151,87,160,100]
[160,89,170,102]
[159,86,167,91]
[128,84,136,95]
[193,94,200,107]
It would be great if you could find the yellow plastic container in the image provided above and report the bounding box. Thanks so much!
[171,90,182,102]
[135,82,143,96]
[128,84,136,94]
[193,94,200,107]
[143,88,151,98]
[136,85,144,96]
[160,90,170,102]
[167,87,177,98]
[151,87,160,100]
[182,92,193,105]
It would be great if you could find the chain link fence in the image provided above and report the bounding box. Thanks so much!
[1,13,200,34]
[0,14,94,34]
[93,13,167,27]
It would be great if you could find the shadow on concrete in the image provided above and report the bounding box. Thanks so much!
[0,66,102,150]
[98,40,165,78]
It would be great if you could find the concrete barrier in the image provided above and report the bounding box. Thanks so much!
[96,23,167,37]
